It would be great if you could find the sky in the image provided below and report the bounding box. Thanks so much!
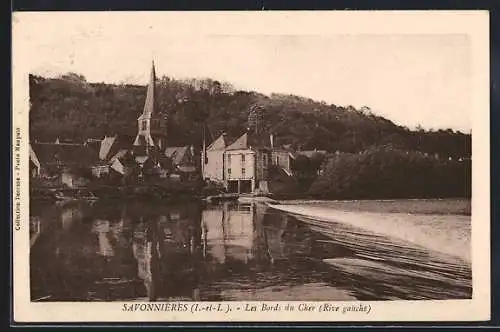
[14,12,473,132]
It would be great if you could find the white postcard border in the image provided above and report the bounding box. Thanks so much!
[12,10,490,323]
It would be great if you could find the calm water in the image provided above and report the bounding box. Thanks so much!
[29,199,472,302]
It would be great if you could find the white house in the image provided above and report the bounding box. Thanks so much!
[223,132,271,194]
[201,133,227,184]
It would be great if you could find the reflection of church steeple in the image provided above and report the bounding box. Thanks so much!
[93,219,114,257]
[132,221,162,301]
[133,60,168,155]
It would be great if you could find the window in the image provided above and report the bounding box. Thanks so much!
[228,168,231,177]
[241,154,245,163]
[263,155,268,166]
[227,154,231,162]
[141,120,147,131]
[242,168,246,177]
[276,156,280,164]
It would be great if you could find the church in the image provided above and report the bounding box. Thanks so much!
[93,61,196,182]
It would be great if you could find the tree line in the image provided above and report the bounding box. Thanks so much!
[29,73,471,199]
[29,73,470,159]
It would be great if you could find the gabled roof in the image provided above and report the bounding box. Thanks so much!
[226,132,271,151]
[226,133,249,150]
[29,144,41,169]
[109,149,129,163]
[165,146,191,166]
[100,135,135,160]
[99,136,117,160]
[157,154,173,169]
[206,134,227,151]
[32,142,98,167]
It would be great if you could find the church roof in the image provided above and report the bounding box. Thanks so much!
[138,61,156,120]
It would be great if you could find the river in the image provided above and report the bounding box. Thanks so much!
[29,198,472,302]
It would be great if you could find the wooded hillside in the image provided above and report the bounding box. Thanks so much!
[29,73,471,159]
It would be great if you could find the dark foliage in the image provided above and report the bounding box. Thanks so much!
[29,73,471,199]
[29,73,470,159]
[308,146,471,199]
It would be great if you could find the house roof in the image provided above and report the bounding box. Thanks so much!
[226,133,248,150]
[32,142,98,167]
[110,149,129,163]
[115,151,137,168]
[157,155,173,169]
[110,159,126,175]
[29,144,41,169]
[226,132,271,151]
[100,135,135,160]
[165,146,190,165]
[99,136,117,160]
[206,134,227,151]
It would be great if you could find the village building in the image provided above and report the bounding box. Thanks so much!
[269,135,295,176]
[165,146,196,179]
[203,131,301,194]
[91,134,135,178]
[108,149,137,180]
[30,141,98,188]
[29,144,41,178]
[201,133,227,184]
[270,148,295,176]
[223,132,272,194]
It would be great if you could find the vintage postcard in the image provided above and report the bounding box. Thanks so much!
[12,11,490,323]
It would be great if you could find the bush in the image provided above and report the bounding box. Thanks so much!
[308,146,471,199]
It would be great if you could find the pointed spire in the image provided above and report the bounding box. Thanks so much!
[142,60,157,117]
[150,59,156,83]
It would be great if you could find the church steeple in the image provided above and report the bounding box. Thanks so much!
[133,60,167,153]
[142,60,156,117]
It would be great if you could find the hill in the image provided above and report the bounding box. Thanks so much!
[29,73,471,159]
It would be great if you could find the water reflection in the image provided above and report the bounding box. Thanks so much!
[29,199,472,302]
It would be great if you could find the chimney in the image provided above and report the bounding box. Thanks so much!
[270,133,274,148]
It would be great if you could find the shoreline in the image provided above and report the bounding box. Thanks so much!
[30,185,471,215]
